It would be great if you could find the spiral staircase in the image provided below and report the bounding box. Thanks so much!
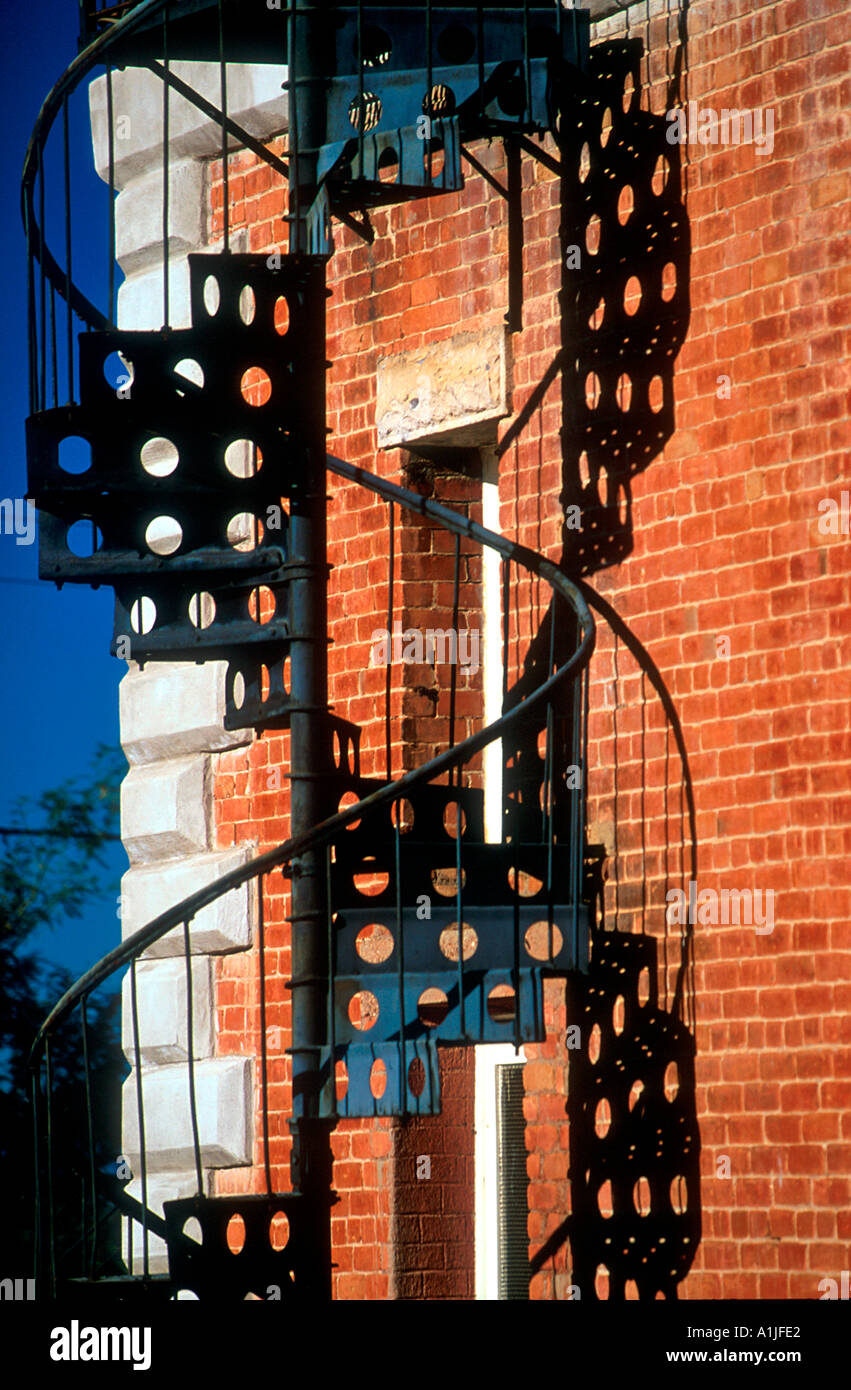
[22,2,699,1301]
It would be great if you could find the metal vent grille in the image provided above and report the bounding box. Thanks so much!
[496,1062,530,1300]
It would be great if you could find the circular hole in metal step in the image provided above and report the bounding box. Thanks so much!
[524,920,564,962]
[269,1211,290,1250]
[188,592,215,630]
[58,435,92,475]
[356,923,394,964]
[417,988,449,1029]
[486,984,516,1023]
[140,436,178,478]
[370,1059,387,1099]
[144,515,182,556]
[66,520,102,557]
[438,922,477,962]
[348,990,379,1031]
[203,275,220,316]
[238,285,256,326]
[130,596,156,635]
[226,1213,246,1255]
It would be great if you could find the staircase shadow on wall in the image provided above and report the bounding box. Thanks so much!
[508,27,701,1299]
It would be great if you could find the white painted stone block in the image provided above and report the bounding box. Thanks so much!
[123,1057,253,1172]
[376,326,510,449]
[115,159,206,275]
[116,235,251,331]
[121,755,210,864]
[120,662,252,765]
[121,848,255,957]
[122,956,214,1066]
[122,1170,200,1276]
[90,63,288,189]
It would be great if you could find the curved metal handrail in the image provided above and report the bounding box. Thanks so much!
[21,0,167,316]
[29,452,596,1065]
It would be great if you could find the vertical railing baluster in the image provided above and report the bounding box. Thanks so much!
[663,718,671,988]
[523,0,532,124]
[583,662,589,898]
[38,152,46,412]
[326,848,337,1118]
[49,280,58,408]
[45,1039,56,1297]
[664,717,670,1011]
[680,778,687,1022]
[640,669,647,934]
[287,0,300,244]
[183,922,204,1197]
[106,64,115,326]
[129,957,149,1277]
[569,647,578,961]
[31,1070,42,1287]
[572,657,589,967]
[25,197,37,414]
[512,813,521,1053]
[218,0,229,253]
[357,0,365,178]
[425,0,433,179]
[502,560,510,847]
[257,875,273,1193]
[394,805,405,1113]
[162,3,170,328]
[448,534,461,780]
[426,0,433,124]
[477,5,485,125]
[81,999,98,1280]
[455,787,465,1038]
[62,97,73,403]
[386,502,395,783]
[127,1167,134,1282]
[544,598,557,962]
[612,631,621,934]
[504,563,520,1050]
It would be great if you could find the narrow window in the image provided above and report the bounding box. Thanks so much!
[495,1061,530,1299]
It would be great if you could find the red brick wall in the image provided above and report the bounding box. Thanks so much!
[206,0,850,1300]
[524,0,851,1301]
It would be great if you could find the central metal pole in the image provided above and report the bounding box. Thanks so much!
[287,0,333,1296]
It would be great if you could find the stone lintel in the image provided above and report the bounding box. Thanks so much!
[376,326,509,450]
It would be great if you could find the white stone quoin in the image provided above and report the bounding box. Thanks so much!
[120,660,251,764]
[121,956,215,1067]
[89,56,289,1269]
[121,755,212,863]
[121,848,255,958]
[121,1057,254,1173]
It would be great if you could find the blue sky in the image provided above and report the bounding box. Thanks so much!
[0,5,128,979]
